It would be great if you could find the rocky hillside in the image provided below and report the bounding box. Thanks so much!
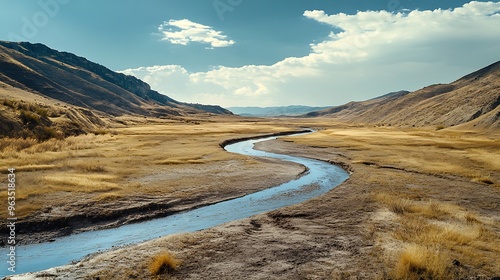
[0,80,106,140]
[307,61,500,129]
[0,41,231,117]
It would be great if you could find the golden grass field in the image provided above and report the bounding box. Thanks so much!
[283,120,500,279]
[0,117,307,219]
[291,124,500,184]
[2,117,499,279]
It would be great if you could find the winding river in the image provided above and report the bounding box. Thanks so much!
[1,131,349,277]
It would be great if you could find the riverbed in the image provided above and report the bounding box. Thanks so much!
[1,131,348,277]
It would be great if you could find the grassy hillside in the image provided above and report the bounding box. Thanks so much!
[308,62,500,129]
[0,81,107,140]
[0,41,232,117]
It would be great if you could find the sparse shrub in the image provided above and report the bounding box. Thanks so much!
[19,110,41,126]
[16,102,31,111]
[392,244,450,279]
[436,125,445,131]
[2,99,16,109]
[148,251,181,276]
[35,126,61,141]
[34,107,49,118]
[76,162,107,173]
[92,129,108,135]
[48,110,62,118]
[389,199,413,215]
[0,137,38,152]
[464,213,481,225]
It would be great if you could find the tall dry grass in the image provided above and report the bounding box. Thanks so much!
[392,244,451,280]
[148,251,181,276]
[374,193,500,278]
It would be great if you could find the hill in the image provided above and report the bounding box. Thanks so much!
[0,41,231,117]
[228,105,332,117]
[307,61,500,129]
[0,41,232,139]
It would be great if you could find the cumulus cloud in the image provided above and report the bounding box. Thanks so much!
[124,2,500,107]
[158,19,235,48]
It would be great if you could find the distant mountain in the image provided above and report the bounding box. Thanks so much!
[0,41,231,116]
[306,61,500,129]
[228,105,332,117]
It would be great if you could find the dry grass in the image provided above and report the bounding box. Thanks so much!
[392,244,451,280]
[0,137,38,151]
[374,192,500,278]
[373,193,460,219]
[279,123,500,278]
[94,192,122,202]
[464,213,481,225]
[290,126,500,185]
[1,119,497,279]
[71,162,108,173]
[393,219,484,246]
[0,118,305,219]
[148,251,181,276]
[472,176,494,185]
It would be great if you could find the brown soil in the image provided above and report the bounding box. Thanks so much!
[4,146,306,246]
[6,123,500,279]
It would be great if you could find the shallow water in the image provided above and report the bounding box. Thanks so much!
[0,132,349,277]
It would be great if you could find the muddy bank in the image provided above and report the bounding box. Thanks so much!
[1,131,311,246]
[7,127,500,279]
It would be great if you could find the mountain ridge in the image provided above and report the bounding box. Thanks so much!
[0,41,231,116]
[0,41,232,139]
[306,61,500,129]
[228,105,332,117]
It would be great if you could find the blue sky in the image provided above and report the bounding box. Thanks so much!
[1,0,499,107]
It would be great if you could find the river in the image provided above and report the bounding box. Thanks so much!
[1,131,349,277]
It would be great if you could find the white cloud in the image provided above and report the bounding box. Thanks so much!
[158,19,235,48]
[124,2,500,107]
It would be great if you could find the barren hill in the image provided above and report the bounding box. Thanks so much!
[307,61,500,129]
[0,41,231,117]
[0,41,233,139]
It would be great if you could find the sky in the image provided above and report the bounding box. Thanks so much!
[0,0,499,107]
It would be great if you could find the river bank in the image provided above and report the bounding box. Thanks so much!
[0,119,309,246]
[4,121,500,279]
[1,131,348,276]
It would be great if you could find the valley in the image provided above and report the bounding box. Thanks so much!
[2,119,498,279]
[0,41,498,279]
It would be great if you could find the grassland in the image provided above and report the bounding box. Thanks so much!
[0,117,306,242]
[266,121,500,279]
[4,118,500,279]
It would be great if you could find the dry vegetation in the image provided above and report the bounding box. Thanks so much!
[3,119,499,279]
[291,124,500,186]
[148,251,182,276]
[0,117,304,229]
[285,121,500,279]
[374,193,499,279]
